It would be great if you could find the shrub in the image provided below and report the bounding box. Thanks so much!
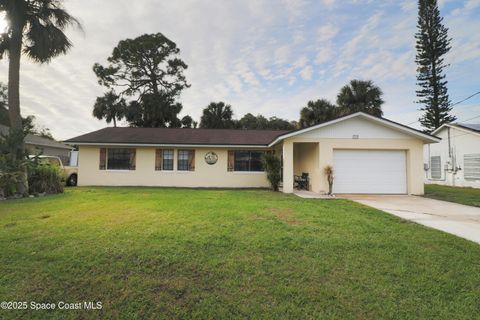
[263,153,282,191]
[28,160,65,195]
[0,154,27,198]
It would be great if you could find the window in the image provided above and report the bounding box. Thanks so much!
[163,150,174,170]
[229,150,264,172]
[155,149,173,171]
[177,150,195,171]
[464,154,480,180]
[430,156,441,179]
[100,148,136,170]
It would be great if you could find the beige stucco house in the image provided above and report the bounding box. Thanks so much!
[65,112,440,195]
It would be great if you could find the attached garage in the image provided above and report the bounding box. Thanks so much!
[274,112,441,195]
[333,150,407,194]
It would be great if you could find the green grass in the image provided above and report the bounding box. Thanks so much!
[425,184,480,207]
[1,187,479,319]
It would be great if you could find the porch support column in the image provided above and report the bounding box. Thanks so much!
[282,141,294,193]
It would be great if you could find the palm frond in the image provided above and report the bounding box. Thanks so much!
[23,20,72,63]
[0,33,9,59]
[32,0,82,31]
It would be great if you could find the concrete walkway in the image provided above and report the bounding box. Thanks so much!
[293,190,336,199]
[342,195,480,244]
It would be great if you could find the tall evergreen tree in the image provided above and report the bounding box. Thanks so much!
[93,33,191,128]
[415,0,455,132]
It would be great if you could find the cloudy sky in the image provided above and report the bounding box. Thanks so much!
[0,0,479,140]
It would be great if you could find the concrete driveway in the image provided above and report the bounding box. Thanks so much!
[342,195,480,244]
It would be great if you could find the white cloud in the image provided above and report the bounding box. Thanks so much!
[315,47,333,65]
[317,23,339,42]
[281,0,308,22]
[293,55,308,69]
[452,0,480,15]
[274,45,291,65]
[299,65,313,80]
[322,0,336,7]
[292,30,306,44]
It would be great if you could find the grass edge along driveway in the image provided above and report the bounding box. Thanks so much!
[424,183,480,207]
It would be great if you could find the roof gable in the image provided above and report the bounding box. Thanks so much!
[269,112,440,146]
[291,116,414,140]
[432,123,480,138]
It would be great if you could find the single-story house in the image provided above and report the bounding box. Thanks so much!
[0,124,72,164]
[65,112,440,195]
[424,122,480,188]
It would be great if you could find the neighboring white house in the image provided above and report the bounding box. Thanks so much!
[424,123,480,188]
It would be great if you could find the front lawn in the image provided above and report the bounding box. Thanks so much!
[1,188,479,319]
[425,184,480,207]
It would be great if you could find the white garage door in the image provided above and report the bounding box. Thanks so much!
[333,150,407,194]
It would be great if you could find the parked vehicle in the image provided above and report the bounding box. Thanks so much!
[29,155,78,186]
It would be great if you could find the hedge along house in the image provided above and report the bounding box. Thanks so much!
[65,112,440,195]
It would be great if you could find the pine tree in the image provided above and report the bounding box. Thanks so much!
[415,0,455,132]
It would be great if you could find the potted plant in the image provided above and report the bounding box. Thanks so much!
[324,165,334,195]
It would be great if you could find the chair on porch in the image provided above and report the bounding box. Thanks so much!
[294,172,309,190]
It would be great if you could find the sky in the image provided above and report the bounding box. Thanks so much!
[0,0,479,140]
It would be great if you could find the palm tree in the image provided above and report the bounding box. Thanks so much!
[199,102,234,129]
[0,0,80,194]
[0,0,81,153]
[299,99,337,128]
[336,80,384,117]
[93,91,126,127]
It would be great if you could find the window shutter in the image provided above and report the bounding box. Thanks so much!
[155,149,163,171]
[99,148,106,170]
[129,149,136,170]
[228,151,235,171]
[188,150,195,171]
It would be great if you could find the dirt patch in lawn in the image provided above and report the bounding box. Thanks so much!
[267,208,300,225]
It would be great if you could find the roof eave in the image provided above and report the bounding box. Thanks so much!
[432,123,480,138]
[269,112,441,146]
[67,142,272,148]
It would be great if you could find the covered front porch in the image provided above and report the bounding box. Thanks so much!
[280,141,327,194]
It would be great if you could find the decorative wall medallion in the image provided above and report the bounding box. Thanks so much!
[204,152,218,165]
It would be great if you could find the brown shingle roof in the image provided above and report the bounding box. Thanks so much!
[64,127,290,146]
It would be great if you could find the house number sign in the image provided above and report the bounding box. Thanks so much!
[204,152,218,165]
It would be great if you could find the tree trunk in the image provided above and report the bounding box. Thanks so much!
[8,17,23,149]
[8,16,28,195]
